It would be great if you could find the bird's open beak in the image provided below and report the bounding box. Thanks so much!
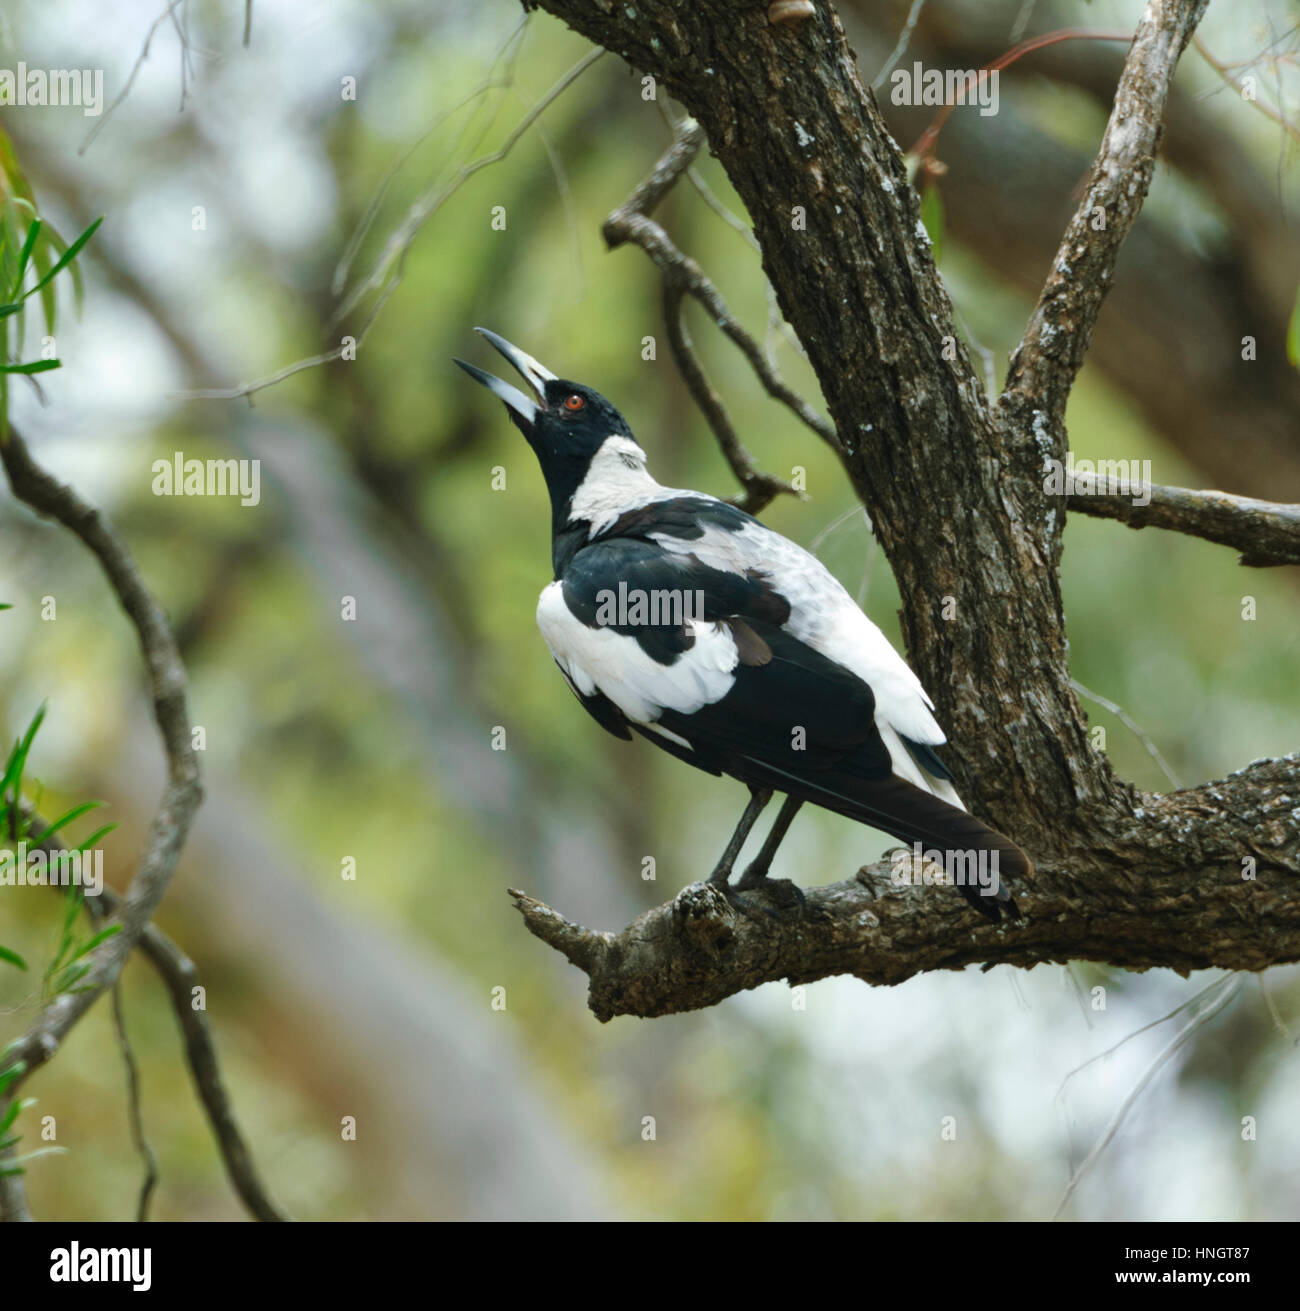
[453,328,558,429]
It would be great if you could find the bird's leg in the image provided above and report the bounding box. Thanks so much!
[735,795,805,901]
[706,786,772,886]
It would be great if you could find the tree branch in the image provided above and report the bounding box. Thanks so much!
[1065,484,1300,568]
[106,894,290,1221]
[514,752,1300,1020]
[7,789,285,1220]
[601,116,837,513]
[0,428,203,1106]
[1002,0,1211,426]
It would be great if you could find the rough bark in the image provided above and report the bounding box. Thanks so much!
[506,0,1300,1019]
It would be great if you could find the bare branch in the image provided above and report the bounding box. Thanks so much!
[1066,484,1300,568]
[20,814,291,1222]
[1052,974,1243,1219]
[1192,33,1300,143]
[1002,0,1211,426]
[79,0,189,154]
[110,981,159,1222]
[334,48,605,327]
[662,283,800,515]
[873,0,929,89]
[0,427,203,1104]
[128,908,290,1221]
[602,116,839,499]
[513,750,1300,1021]
[1070,678,1181,791]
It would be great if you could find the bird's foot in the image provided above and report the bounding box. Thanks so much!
[731,865,806,914]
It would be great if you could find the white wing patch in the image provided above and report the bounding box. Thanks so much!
[648,509,954,762]
[536,581,738,724]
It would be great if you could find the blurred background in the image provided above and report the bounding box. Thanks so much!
[1,0,1297,1220]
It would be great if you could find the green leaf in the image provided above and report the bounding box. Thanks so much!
[1287,283,1300,371]
[22,215,101,305]
[36,799,103,843]
[0,1096,34,1136]
[1,702,45,799]
[13,218,40,293]
[69,923,121,962]
[0,1060,27,1097]
[920,183,944,266]
[0,944,27,971]
[74,822,116,853]
[0,358,60,375]
[53,962,90,992]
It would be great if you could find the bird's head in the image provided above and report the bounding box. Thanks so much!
[455,329,640,517]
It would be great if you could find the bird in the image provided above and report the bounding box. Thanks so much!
[455,328,1031,919]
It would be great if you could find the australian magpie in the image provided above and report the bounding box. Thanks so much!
[456,329,1030,919]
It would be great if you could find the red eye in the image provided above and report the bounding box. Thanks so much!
[563,394,585,412]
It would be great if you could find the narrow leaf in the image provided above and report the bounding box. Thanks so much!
[36,799,102,843]
[0,358,60,375]
[23,215,102,303]
[70,923,121,962]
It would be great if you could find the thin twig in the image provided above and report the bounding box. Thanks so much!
[176,259,402,403]
[331,15,530,297]
[184,37,593,404]
[873,0,928,90]
[28,813,290,1221]
[333,48,605,327]
[1070,678,1182,790]
[1258,974,1296,1044]
[603,118,839,493]
[1052,974,1242,1219]
[110,981,159,1222]
[1192,33,1300,143]
[662,282,796,515]
[909,28,1135,163]
[653,100,806,366]
[1057,973,1235,1096]
[1009,0,1039,45]
[79,0,189,154]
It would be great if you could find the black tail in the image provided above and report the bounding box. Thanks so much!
[740,760,1030,920]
